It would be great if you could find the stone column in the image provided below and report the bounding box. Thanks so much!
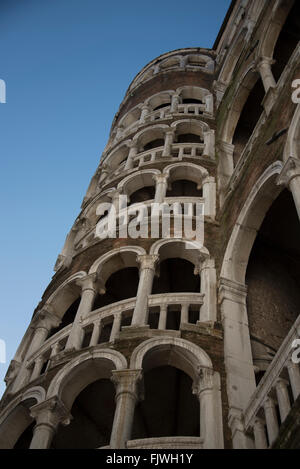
[253,418,268,449]
[275,378,291,423]
[23,309,60,360]
[203,129,215,158]
[65,273,100,351]
[125,143,138,170]
[277,157,300,222]
[110,369,143,449]
[139,104,150,124]
[158,304,168,330]
[199,258,217,322]
[154,173,168,203]
[162,131,174,157]
[256,57,276,94]
[287,359,300,401]
[193,368,224,449]
[202,176,216,218]
[219,278,256,449]
[29,398,71,449]
[170,94,180,113]
[217,141,234,207]
[131,255,159,327]
[263,397,279,446]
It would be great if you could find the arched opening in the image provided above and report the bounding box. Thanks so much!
[272,1,300,82]
[151,258,200,329]
[166,179,202,197]
[51,378,116,449]
[93,267,139,310]
[47,297,81,338]
[143,138,164,151]
[232,78,265,166]
[132,365,199,439]
[14,422,35,449]
[177,133,203,144]
[153,102,171,111]
[182,98,203,104]
[129,186,155,204]
[246,189,300,384]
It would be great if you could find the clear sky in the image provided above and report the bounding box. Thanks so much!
[0,0,231,397]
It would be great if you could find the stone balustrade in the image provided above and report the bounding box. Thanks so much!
[24,293,204,386]
[244,315,300,448]
[127,436,204,449]
[75,196,204,251]
[112,103,208,143]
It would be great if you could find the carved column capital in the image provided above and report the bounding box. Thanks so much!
[277,157,300,187]
[111,369,144,401]
[136,254,159,271]
[30,397,72,428]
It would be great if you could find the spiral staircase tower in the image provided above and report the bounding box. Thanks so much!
[1,0,300,450]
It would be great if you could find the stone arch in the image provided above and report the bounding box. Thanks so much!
[89,246,146,284]
[218,27,248,85]
[159,55,181,71]
[283,104,300,162]
[220,161,284,284]
[258,0,294,59]
[171,118,209,139]
[164,162,208,186]
[0,386,45,449]
[130,337,212,380]
[133,124,169,152]
[186,54,214,72]
[44,271,87,320]
[118,105,142,131]
[117,168,160,197]
[150,238,209,267]
[105,140,131,171]
[47,348,127,410]
[145,90,174,111]
[219,63,260,144]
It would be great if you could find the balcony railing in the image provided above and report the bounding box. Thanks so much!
[25,292,204,385]
[244,315,300,448]
[127,436,204,449]
[75,196,204,251]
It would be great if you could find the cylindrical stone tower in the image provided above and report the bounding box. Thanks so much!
[0,47,225,449]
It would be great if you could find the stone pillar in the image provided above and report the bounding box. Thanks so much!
[125,143,138,170]
[193,368,224,449]
[217,141,234,207]
[277,157,300,222]
[253,418,268,449]
[170,94,180,113]
[263,397,279,446]
[139,104,150,124]
[256,57,276,94]
[287,359,300,401]
[65,273,100,351]
[24,309,60,360]
[131,255,159,327]
[199,258,217,322]
[162,131,174,157]
[275,378,291,423]
[110,369,143,449]
[29,398,71,449]
[219,278,256,449]
[202,176,216,218]
[154,173,168,203]
[158,304,168,330]
[203,129,215,159]
[204,93,213,116]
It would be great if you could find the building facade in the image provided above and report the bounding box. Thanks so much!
[0,0,300,449]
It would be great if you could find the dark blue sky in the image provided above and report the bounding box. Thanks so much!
[0,0,231,396]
